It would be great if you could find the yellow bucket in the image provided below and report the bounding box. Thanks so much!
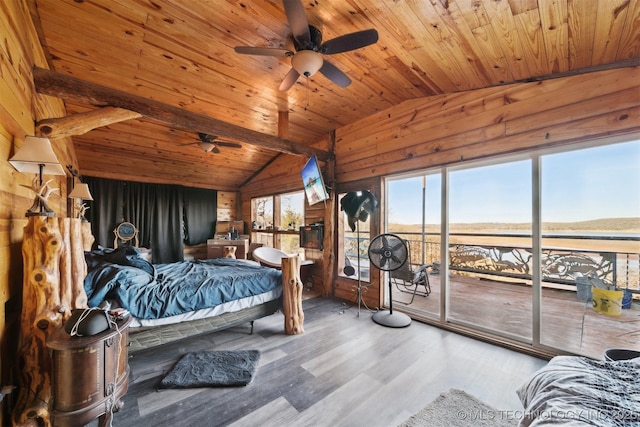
[592,287,623,316]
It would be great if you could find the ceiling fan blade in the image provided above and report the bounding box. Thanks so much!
[212,145,221,154]
[321,29,379,54]
[283,0,310,44]
[234,46,293,57]
[216,141,242,149]
[279,67,300,91]
[319,60,351,87]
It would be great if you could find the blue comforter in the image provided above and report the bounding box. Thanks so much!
[84,247,282,319]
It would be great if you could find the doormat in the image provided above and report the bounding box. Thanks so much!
[159,350,260,388]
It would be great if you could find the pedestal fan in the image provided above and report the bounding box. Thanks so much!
[368,233,412,328]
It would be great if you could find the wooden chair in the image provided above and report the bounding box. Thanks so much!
[390,240,431,305]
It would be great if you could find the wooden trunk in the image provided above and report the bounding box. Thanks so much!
[281,256,304,335]
[12,217,90,427]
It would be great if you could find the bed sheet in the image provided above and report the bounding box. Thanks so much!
[84,247,282,320]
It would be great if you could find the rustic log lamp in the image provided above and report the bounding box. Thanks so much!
[9,135,66,217]
[68,182,93,221]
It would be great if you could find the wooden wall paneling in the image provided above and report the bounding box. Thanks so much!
[337,65,638,166]
[217,191,237,223]
[505,88,640,135]
[0,2,79,425]
[335,67,640,184]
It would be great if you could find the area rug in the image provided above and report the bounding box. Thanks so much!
[398,389,518,427]
[159,350,260,388]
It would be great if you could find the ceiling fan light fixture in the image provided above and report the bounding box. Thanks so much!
[291,50,323,77]
[198,141,215,152]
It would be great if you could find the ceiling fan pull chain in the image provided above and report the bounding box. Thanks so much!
[305,76,310,110]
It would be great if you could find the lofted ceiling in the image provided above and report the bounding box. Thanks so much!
[29,0,640,190]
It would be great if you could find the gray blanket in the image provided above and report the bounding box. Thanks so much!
[517,356,640,426]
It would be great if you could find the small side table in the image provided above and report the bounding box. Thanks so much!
[47,315,131,427]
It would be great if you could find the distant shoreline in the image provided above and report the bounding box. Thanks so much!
[390,217,640,235]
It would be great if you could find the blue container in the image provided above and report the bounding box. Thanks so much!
[621,289,632,309]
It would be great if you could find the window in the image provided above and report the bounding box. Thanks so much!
[337,191,373,282]
[384,137,640,358]
[251,191,305,255]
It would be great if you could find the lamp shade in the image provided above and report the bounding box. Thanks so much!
[68,183,93,200]
[9,136,65,175]
[291,50,324,77]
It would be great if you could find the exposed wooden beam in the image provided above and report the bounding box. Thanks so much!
[32,67,331,161]
[36,107,142,138]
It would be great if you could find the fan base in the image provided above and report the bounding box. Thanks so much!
[372,310,411,328]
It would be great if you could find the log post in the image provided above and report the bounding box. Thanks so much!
[12,217,64,427]
[281,256,304,335]
[12,217,91,426]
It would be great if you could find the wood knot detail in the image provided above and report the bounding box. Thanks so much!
[37,319,49,330]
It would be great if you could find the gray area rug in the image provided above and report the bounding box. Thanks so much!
[399,389,518,427]
[159,350,260,388]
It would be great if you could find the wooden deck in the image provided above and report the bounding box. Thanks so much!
[390,273,640,359]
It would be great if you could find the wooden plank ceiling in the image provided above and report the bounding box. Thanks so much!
[30,0,640,190]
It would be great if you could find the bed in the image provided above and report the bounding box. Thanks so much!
[516,355,640,426]
[84,246,284,351]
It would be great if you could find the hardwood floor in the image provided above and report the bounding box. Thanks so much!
[113,297,547,427]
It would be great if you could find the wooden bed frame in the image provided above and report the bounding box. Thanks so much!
[127,255,303,351]
[127,298,282,352]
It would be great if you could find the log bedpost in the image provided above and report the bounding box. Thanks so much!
[281,256,304,335]
[12,217,90,426]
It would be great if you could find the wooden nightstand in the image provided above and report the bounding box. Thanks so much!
[47,315,131,427]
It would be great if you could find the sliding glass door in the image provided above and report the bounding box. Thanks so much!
[382,137,640,357]
[539,141,640,355]
[387,173,441,317]
[448,160,533,341]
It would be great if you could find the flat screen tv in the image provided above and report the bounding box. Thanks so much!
[301,155,329,205]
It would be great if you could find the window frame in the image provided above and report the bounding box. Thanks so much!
[250,190,305,254]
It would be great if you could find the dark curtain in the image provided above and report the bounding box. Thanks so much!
[85,176,124,249]
[85,177,186,264]
[149,183,184,263]
[183,187,217,245]
[125,181,155,248]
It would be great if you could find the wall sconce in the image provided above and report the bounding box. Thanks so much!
[68,182,93,221]
[8,136,65,217]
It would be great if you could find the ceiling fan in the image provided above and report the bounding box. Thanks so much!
[182,133,242,154]
[234,0,378,91]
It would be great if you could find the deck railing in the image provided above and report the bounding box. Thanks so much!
[345,231,640,292]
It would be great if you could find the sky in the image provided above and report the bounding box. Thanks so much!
[388,139,640,224]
